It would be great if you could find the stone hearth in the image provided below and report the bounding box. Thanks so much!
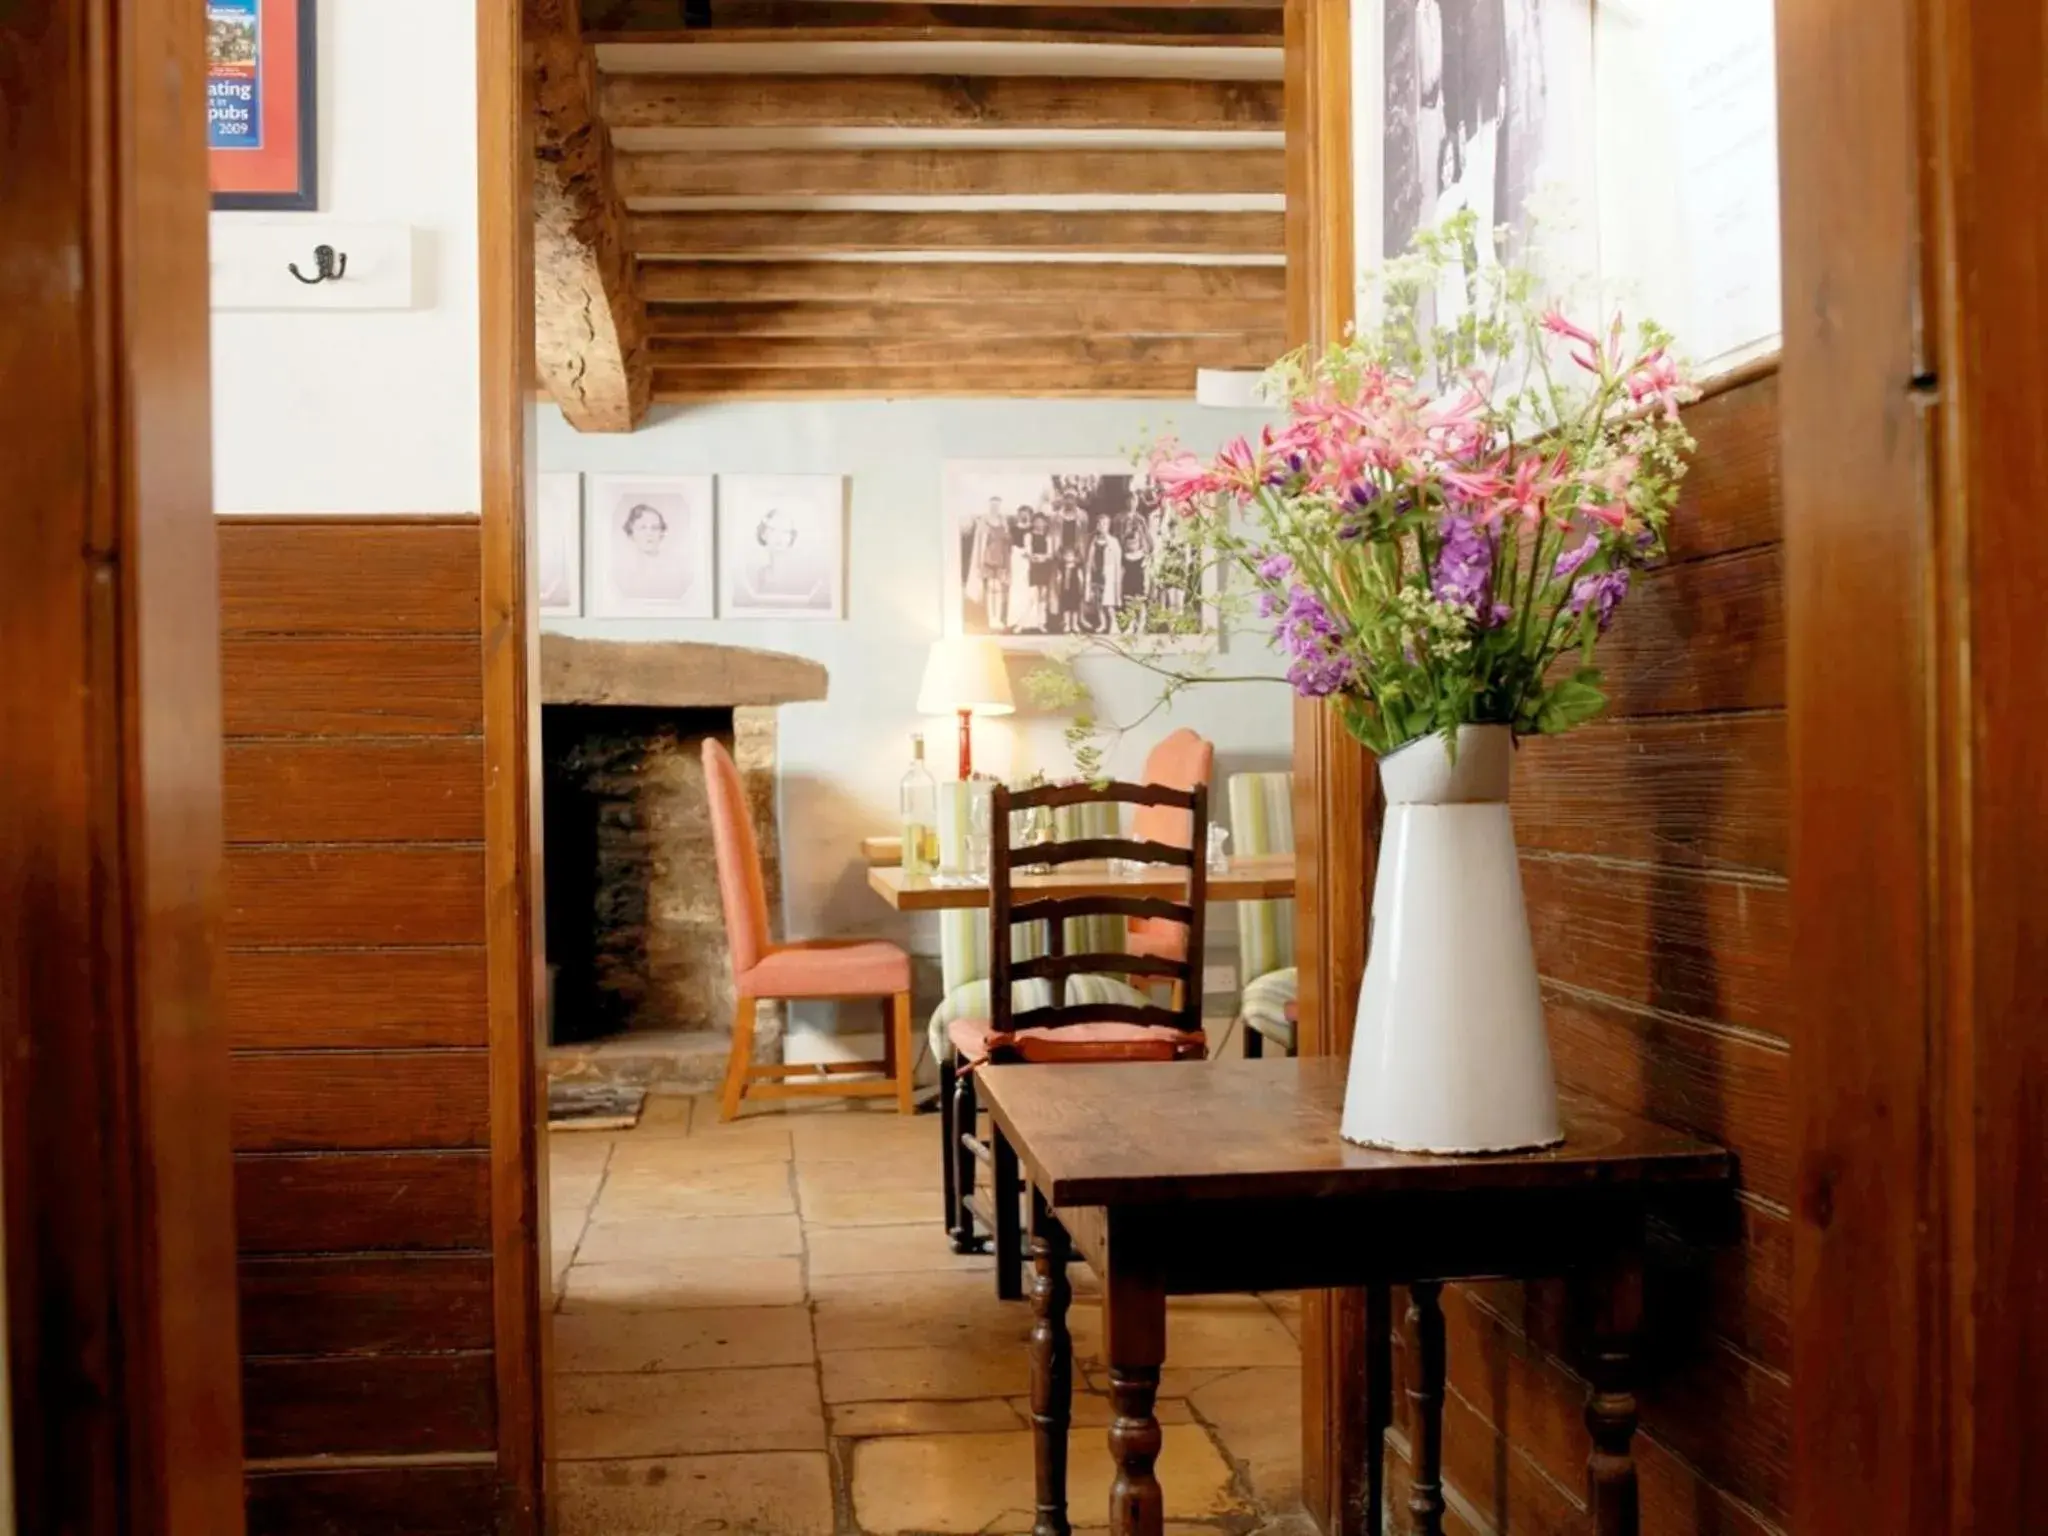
[542,637,826,1095]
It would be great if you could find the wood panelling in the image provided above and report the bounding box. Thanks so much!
[224,739,486,843]
[242,1353,497,1459]
[245,1464,500,1536]
[631,208,1285,258]
[222,638,486,737]
[219,520,483,635]
[1521,855,1789,1038]
[1512,713,1786,876]
[231,1053,492,1152]
[235,1153,493,1254]
[226,949,490,1050]
[239,1255,496,1357]
[1424,367,1792,1536]
[619,146,1286,200]
[1592,548,1784,718]
[225,848,487,948]
[602,72,1283,133]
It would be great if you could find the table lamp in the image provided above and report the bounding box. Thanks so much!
[917,636,1015,779]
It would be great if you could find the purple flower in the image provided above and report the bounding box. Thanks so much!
[1272,585,1354,698]
[1432,516,1509,628]
[1567,567,1631,633]
[1256,551,1296,583]
[1553,535,1599,582]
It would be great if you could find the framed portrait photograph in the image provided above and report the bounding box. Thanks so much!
[1358,0,1596,322]
[536,473,583,619]
[585,475,716,620]
[718,475,847,620]
[207,0,319,211]
[941,460,1218,652]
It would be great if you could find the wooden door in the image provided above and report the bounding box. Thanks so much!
[0,1,246,1532]
[1779,0,2048,1529]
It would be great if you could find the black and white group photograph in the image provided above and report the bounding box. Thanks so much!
[941,460,1215,649]
[1378,0,1593,278]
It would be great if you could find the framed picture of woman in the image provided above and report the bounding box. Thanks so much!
[717,475,846,620]
[536,472,582,618]
[585,475,716,619]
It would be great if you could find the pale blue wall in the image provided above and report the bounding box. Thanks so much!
[538,397,1295,1049]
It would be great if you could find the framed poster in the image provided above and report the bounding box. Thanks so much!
[585,475,716,620]
[718,475,846,620]
[941,460,1218,652]
[208,0,318,211]
[537,473,583,619]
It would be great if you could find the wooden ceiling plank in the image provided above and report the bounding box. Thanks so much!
[617,146,1285,199]
[601,72,1284,131]
[651,361,1209,397]
[645,296,1285,337]
[529,0,652,432]
[583,0,1282,38]
[629,207,1284,256]
[638,258,1287,303]
[646,331,1286,367]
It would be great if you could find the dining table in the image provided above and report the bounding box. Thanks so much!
[865,852,1296,913]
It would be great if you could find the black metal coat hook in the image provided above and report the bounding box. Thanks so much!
[289,244,347,284]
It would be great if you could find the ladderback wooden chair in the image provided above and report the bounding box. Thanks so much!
[945,778,1209,1296]
[703,738,916,1120]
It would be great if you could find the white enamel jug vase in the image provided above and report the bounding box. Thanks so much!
[1340,724,1563,1153]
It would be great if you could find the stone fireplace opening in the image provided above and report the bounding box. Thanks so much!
[539,636,825,1093]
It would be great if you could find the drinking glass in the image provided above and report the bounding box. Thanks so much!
[1207,823,1231,874]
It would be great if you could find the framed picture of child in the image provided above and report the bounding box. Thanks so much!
[940,460,1218,651]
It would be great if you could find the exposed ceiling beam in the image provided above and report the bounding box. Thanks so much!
[629,207,1284,256]
[529,0,651,432]
[617,145,1284,198]
[645,296,1285,337]
[652,360,1219,398]
[601,72,1283,131]
[638,257,1287,303]
[582,0,1281,41]
[648,331,1284,368]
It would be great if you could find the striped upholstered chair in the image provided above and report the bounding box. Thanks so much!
[928,784,1148,1252]
[1229,771,1299,1056]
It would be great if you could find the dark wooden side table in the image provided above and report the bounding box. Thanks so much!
[976,1057,1730,1536]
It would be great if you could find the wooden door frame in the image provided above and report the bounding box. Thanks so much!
[1779,0,2048,1530]
[477,0,554,1530]
[1284,3,1377,1531]
[0,0,246,1531]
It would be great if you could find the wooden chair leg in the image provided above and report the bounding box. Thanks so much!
[889,990,916,1115]
[1243,1019,1264,1058]
[952,1066,987,1254]
[995,1124,1025,1302]
[719,995,758,1122]
[939,1053,959,1238]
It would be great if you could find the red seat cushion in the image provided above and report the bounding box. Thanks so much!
[738,939,911,999]
[947,1015,1206,1067]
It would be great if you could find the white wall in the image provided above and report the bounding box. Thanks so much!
[209,0,480,514]
[538,397,1297,1040]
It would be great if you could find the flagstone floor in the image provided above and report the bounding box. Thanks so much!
[548,1093,1312,1536]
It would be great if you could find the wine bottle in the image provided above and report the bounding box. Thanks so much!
[899,733,939,876]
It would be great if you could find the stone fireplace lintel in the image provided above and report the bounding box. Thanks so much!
[541,635,828,709]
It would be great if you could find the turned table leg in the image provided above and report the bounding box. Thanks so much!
[1028,1192,1074,1536]
[1405,1281,1447,1536]
[1104,1267,1168,1536]
[1584,1263,1646,1536]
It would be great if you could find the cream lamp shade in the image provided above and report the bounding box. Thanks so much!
[917,636,1015,718]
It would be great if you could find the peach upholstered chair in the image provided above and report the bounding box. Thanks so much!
[703,738,916,1120]
[1126,727,1216,965]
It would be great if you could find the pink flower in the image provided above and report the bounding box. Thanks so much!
[1484,449,1572,527]
[1578,499,1629,529]
[1625,348,1690,420]
[1540,308,1599,348]
[1440,456,1508,508]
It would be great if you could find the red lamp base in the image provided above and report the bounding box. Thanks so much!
[956,709,974,780]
